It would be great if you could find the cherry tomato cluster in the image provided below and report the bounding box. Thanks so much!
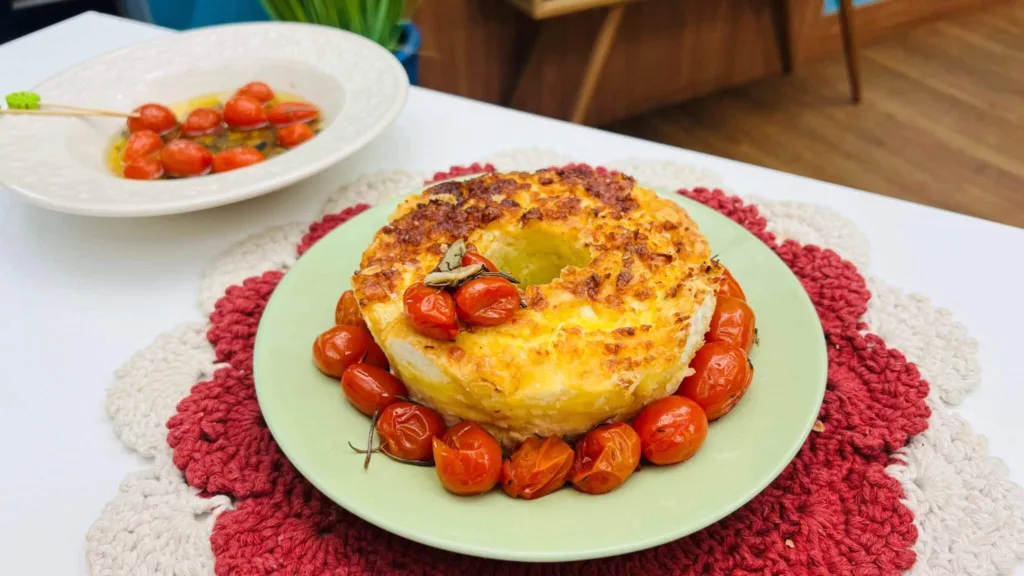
[680,266,756,420]
[404,248,520,341]
[309,263,756,500]
[118,81,321,181]
[313,289,507,494]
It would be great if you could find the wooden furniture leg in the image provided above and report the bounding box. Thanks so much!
[838,0,862,103]
[770,0,793,75]
[570,4,626,124]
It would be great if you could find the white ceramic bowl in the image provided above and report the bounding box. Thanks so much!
[0,22,408,217]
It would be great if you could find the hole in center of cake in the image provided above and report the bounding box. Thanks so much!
[484,228,592,287]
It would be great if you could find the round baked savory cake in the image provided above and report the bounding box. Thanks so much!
[352,166,721,447]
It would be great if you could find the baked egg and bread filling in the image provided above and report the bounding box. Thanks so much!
[351,167,721,447]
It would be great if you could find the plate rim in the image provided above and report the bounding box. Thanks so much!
[253,184,828,562]
[0,21,409,218]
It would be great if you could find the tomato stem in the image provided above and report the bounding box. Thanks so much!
[379,448,434,467]
[347,441,380,455]
[364,409,381,469]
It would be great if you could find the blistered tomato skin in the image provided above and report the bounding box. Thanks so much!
[570,422,641,495]
[678,341,754,421]
[268,101,320,127]
[211,147,264,173]
[160,140,212,178]
[718,267,746,301]
[454,276,519,327]
[501,436,574,500]
[461,251,498,272]
[123,156,164,180]
[376,402,447,462]
[335,290,366,328]
[127,103,177,135]
[707,295,757,353]
[631,395,709,465]
[340,363,408,416]
[277,123,314,148]
[433,422,503,496]
[403,283,459,341]
[362,339,389,370]
[182,107,223,137]
[311,325,371,379]
[122,130,164,163]
[238,81,274,103]
[223,95,269,130]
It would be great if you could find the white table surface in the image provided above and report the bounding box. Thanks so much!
[1,12,1021,575]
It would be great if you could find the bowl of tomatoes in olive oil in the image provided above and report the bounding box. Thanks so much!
[0,22,408,217]
[108,84,325,180]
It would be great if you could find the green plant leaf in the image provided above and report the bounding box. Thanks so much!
[258,0,282,20]
[340,0,364,35]
[367,0,388,43]
[322,0,340,27]
[377,0,406,49]
[303,0,325,24]
[259,0,409,49]
[287,0,309,22]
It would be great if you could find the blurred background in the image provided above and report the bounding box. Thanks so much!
[2,0,1021,227]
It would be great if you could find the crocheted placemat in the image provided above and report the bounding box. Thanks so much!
[87,150,1024,576]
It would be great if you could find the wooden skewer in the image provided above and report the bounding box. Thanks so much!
[3,92,140,118]
[44,103,140,118]
[0,108,138,118]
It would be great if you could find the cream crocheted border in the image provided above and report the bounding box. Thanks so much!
[86,150,1024,576]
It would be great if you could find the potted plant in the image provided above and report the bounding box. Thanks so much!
[258,0,422,84]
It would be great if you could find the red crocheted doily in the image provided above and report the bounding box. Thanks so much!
[168,164,930,575]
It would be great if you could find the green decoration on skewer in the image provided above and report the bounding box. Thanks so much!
[5,91,42,110]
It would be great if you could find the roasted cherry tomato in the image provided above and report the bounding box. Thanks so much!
[312,324,371,379]
[223,95,269,130]
[123,156,164,180]
[570,423,641,494]
[461,251,498,272]
[211,147,264,173]
[277,122,314,148]
[719,267,746,301]
[707,295,756,353]
[377,402,447,462]
[267,101,320,127]
[238,81,274,103]
[182,107,223,137]
[454,276,519,327]
[501,436,574,500]
[678,341,753,421]
[121,130,164,163]
[127,103,177,135]
[333,291,386,368]
[631,396,708,465]
[403,282,459,341]
[340,363,408,417]
[335,290,368,328]
[160,140,212,177]
[433,422,503,496]
[363,339,389,370]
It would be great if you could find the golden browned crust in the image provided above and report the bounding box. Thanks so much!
[353,167,713,309]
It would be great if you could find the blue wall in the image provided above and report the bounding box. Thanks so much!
[124,0,269,29]
[823,0,879,14]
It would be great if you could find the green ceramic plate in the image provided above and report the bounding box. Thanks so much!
[254,187,827,562]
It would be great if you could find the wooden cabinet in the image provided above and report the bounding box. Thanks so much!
[415,0,1005,125]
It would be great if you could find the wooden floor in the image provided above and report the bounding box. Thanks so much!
[609,1,1024,228]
